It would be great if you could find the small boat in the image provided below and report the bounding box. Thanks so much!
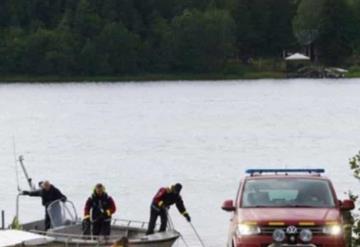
[11,157,181,247]
[18,200,180,247]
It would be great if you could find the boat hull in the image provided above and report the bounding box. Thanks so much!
[21,220,179,247]
[37,240,177,247]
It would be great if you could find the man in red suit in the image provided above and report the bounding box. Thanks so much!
[83,183,116,236]
[146,183,190,235]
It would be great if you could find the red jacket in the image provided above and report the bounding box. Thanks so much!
[152,187,187,214]
[84,192,116,220]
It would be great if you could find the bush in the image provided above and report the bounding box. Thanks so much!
[349,151,360,245]
[222,61,247,75]
[250,58,286,72]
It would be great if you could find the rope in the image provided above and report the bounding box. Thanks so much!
[166,210,190,247]
[189,222,206,247]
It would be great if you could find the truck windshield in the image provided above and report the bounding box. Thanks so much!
[241,178,335,208]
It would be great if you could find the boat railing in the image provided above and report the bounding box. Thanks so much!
[47,199,79,228]
[113,218,172,231]
[112,218,150,229]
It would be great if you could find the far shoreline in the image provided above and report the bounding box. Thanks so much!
[0,71,359,83]
[0,72,284,83]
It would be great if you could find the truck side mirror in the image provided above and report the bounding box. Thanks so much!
[222,200,235,212]
[340,199,355,211]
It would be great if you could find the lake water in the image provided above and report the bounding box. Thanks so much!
[1,79,360,246]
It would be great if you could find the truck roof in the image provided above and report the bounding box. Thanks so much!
[244,168,330,181]
[244,174,330,181]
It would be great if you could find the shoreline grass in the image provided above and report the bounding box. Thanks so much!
[0,71,286,83]
[1,70,360,83]
[347,71,360,78]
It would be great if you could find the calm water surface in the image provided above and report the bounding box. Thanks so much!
[1,79,360,246]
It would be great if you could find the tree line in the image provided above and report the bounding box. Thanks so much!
[0,0,359,76]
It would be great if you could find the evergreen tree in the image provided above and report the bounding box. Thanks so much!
[101,0,142,33]
[267,0,297,56]
[78,39,100,75]
[293,0,325,46]
[74,0,102,39]
[141,16,174,72]
[294,0,355,64]
[171,9,236,72]
[97,22,140,74]
[29,0,66,29]
[0,0,11,27]
[0,28,27,73]
[21,29,58,74]
[317,0,353,65]
[9,0,32,28]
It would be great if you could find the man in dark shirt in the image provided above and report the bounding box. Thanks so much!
[146,183,191,235]
[22,180,67,230]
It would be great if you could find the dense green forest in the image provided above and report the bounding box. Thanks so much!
[0,0,360,77]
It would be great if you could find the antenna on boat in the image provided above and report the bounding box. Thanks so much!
[12,136,35,191]
[19,156,35,191]
[12,138,36,228]
[12,136,21,192]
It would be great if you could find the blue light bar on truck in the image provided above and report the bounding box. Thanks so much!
[246,169,325,176]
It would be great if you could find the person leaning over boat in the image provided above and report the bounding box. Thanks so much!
[21,180,67,230]
[83,183,116,237]
[146,183,191,235]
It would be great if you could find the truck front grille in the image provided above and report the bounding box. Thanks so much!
[260,226,324,235]
[261,245,321,247]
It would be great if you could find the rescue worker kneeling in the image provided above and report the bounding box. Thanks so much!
[83,184,116,237]
[146,183,191,235]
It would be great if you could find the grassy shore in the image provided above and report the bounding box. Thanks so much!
[0,71,286,83]
[1,69,360,83]
[347,67,360,78]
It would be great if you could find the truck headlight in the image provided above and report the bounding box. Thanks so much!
[236,224,261,236]
[323,224,342,235]
[272,229,286,242]
[299,229,313,242]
